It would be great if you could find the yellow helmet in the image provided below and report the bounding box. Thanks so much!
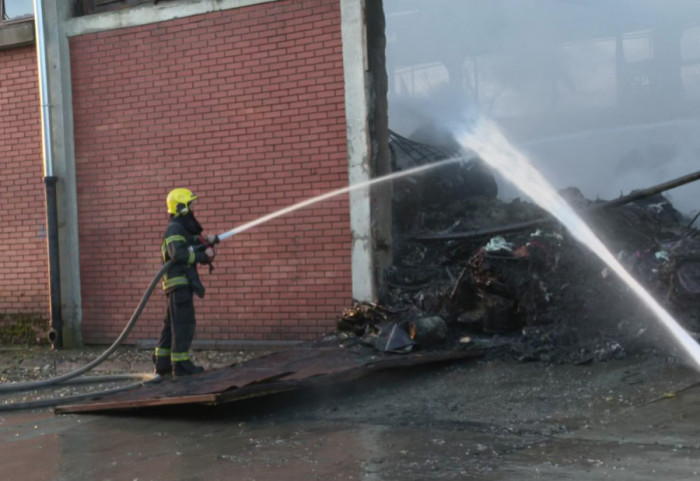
[166,188,198,216]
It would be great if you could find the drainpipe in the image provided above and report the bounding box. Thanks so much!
[34,0,63,349]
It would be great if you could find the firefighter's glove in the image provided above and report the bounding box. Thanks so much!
[204,247,216,263]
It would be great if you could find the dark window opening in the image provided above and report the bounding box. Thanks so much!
[75,0,154,17]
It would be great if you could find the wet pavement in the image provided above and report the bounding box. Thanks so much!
[2,354,700,480]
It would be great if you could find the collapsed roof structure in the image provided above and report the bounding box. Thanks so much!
[340,132,700,364]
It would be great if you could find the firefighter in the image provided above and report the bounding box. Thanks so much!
[154,188,218,377]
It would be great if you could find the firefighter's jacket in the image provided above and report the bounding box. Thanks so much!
[161,216,208,297]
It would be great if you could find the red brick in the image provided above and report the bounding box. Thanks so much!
[67,0,350,343]
[0,47,48,319]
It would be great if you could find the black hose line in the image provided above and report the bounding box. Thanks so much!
[0,261,173,395]
[21,373,158,391]
[0,376,163,412]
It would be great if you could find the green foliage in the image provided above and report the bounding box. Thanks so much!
[0,314,49,345]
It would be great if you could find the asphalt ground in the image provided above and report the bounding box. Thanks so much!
[0,346,699,480]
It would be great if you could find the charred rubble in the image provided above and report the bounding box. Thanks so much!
[336,131,700,364]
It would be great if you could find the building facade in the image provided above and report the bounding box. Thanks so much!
[0,0,390,346]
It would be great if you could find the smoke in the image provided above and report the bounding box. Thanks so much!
[384,0,700,215]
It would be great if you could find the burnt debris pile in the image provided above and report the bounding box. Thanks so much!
[337,131,700,364]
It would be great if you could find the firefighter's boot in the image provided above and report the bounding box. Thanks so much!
[153,353,172,376]
[173,360,204,377]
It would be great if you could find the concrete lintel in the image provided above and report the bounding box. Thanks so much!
[65,0,280,37]
[0,19,34,49]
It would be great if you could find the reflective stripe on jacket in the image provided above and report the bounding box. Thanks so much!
[161,217,207,293]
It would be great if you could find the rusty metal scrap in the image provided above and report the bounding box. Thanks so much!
[54,342,482,414]
[382,136,700,363]
[337,302,392,336]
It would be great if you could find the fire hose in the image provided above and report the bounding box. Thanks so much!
[0,232,222,411]
[0,260,174,411]
[0,157,424,411]
[0,159,399,411]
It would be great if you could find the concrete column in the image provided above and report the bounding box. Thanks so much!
[39,0,82,347]
[341,0,374,302]
[365,0,392,299]
[340,0,392,302]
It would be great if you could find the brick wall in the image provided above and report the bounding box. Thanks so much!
[70,0,352,343]
[0,47,49,317]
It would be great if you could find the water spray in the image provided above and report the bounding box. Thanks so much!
[458,117,700,370]
[1,155,465,410]
[217,157,462,241]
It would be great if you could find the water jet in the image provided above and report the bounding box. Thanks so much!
[458,118,700,369]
